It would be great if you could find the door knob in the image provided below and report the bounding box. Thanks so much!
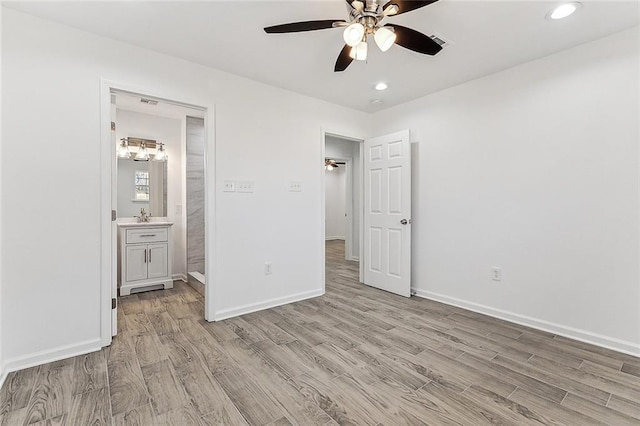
[400,219,411,225]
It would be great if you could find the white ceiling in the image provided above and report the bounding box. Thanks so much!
[5,0,639,112]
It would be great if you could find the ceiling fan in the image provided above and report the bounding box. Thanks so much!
[264,0,442,72]
[325,159,346,170]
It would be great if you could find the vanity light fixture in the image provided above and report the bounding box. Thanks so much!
[117,139,131,159]
[119,137,167,162]
[153,143,167,162]
[135,141,150,162]
[548,2,581,20]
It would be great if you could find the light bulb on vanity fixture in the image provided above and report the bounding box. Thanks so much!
[117,139,131,159]
[135,141,150,161]
[153,143,167,162]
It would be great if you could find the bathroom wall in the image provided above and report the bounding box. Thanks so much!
[186,117,205,276]
[115,109,186,278]
[324,166,346,240]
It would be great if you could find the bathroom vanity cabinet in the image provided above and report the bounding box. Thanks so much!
[118,223,174,296]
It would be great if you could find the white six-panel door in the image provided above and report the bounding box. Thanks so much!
[363,130,411,297]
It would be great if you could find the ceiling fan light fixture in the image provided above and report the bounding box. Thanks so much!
[343,22,365,47]
[548,2,581,19]
[374,26,396,52]
[349,40,368,61]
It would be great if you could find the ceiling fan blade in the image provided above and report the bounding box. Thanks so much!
[334,44,354,72]
[387,24,442,55]
[264,20,346,34]
[384,0,438,16]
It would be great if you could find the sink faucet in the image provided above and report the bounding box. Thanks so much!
[138,208,150,223]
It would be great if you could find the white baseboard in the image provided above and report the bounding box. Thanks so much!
[172,273,188,282]
[1,339,102,383]
[325,236,345,241]
[212,289,324,321]
[412,289,640,358]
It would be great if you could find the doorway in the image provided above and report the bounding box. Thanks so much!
[323,132,364,286]
[323,129,413,298]
[100,82,215,347]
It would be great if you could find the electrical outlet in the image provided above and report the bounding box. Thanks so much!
[289,181,302,192]
[264,262,272,275]
[237,181,254,193]
[491,267,502,282]
[223,181,235,192]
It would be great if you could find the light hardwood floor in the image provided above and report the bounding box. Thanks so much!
[1,240,639,425]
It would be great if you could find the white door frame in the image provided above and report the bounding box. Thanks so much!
[100,79,216,347]
[321,129,365,288]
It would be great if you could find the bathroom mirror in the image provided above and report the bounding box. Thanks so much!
[117,157,168,218]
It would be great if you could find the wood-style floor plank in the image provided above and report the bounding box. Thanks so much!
[0,240,638,426]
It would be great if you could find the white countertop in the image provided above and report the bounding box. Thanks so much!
[117,221,174,228]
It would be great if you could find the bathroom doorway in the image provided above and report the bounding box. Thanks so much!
[100,82,215,347]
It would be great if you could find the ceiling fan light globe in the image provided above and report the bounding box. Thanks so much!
[343,22,365,47]
[374,26,396,52]
[349,41,368,61]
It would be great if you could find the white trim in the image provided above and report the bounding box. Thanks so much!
[413,289,640,358]
[2,339,102,378]
[325,236,346,241]
[172,273,188,282]
[213,289,324,321]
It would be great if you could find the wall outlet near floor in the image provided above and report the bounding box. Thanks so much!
[264,262,272,275]
[491,267,502,282]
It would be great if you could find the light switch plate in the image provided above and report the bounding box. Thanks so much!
[237,181,254,193]
[289,181,302,192]
[175,204,182,214]
[223,181,236,192]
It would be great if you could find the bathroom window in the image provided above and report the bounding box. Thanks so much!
[135,170,150,201]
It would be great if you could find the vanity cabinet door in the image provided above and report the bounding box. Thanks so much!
[126,245,148,282]
[147,243,168,280]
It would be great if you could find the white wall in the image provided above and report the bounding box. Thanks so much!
[325,136,361,259]
[371,27,640,355]
[325,166,346,240]
[0,2,4,389]
[115,109,185,277]
[1,8,368,370]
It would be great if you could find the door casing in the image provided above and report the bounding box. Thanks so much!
[100,79,216,347]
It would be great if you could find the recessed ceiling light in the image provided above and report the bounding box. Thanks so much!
[374,82,388,91]
[548,2,581,20]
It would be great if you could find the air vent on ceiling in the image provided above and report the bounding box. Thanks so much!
[430,34,449,48]
[140,98,158,106]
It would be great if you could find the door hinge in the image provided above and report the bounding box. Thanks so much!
[112,298,117,309]
[112,210,117,221]
[111,121,116,131]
